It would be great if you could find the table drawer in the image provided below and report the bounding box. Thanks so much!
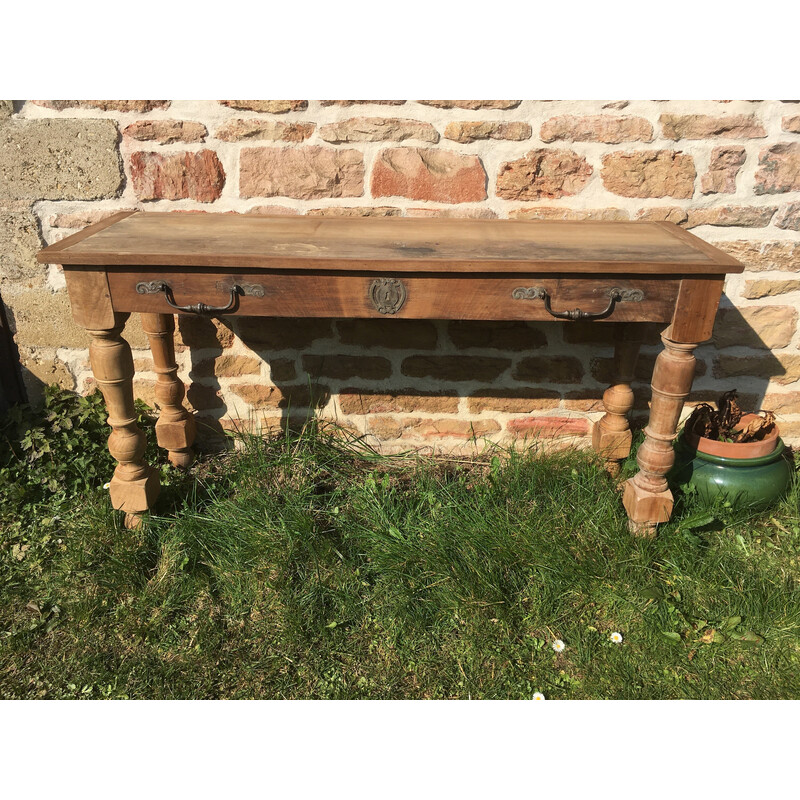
[106,269,680,322]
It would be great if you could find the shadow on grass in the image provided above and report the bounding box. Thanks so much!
[2,398,799,699]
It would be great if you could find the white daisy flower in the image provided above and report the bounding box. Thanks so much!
[102,482,111,490]
[551,639,565,653]
[533,692,546,700]
[610,632,623,644]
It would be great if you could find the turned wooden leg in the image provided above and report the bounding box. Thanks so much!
[141,312,196,467]
[89,312,160,528]
[592,323,643,477]
[623,332,698,537]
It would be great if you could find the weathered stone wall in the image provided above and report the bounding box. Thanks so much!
[2,99,799,450]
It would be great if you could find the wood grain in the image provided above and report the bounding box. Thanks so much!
[50,213,745,533]
[654,221,742,268]
[668,277,725,343]
[106,269,681,322]
[39,212,744,275]
[623,335,699,536]
[87,312,159,516]
[141,313,196,468]
[592,324,644,474]
[39,211,137,256]
[63,268,115,329]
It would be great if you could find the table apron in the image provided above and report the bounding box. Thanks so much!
[105,270,680,322]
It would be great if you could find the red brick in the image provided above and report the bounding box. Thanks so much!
[401,355,511,382]
[762,391,800,413]
[230,383,329,409]
[660,113,766,140]
[365,416,405,440]
[634,207,689,225]
[220,100,307,113]
[405,207,497,219]
[269,358,297,382]
[319,118,439,143]
[418,101,520,110]
[713,354,800,384]
[191,355,262,378]
[775,202,800,231]
[782,116,800,133]
[123,120,207,144]
[507,416,590,437]
[217,418,257,435]
[235,318,333,348]
[130,150,225,202]
[513,356,583,384]
[186,383,225,411]
[601,150,695,199]
[743,279,800,298]
[443,121,532,143]
[686,206,776,228]
[754,143,800,194]
[775,420,800,440]
[302,354,392,380]
[177,316,234,350]
[562,321,663,346]
[414,418,501,438]
[713,306,797,349]
[338,389,459,415]
[33,100,169,112]
[467,389,560,413]
[591,354,705,384]
[246,205,300,216]
[540,115,653,144]
[240,146,364,200]
[700,146,746,194]
[320,101,406,107]
[496,149,592,201]
[510,207,629,221]
[214,119,315,142]
[371,147,487,203]
[306,207,402,217]
[714,241,800,272]
[562,390,606,412]
[447,321,547,351]
[336,319,438,349]
[368,416,502,442]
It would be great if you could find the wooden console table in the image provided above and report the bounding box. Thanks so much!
[38,212,743,534]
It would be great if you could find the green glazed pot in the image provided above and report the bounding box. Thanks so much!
[669,434,792,510]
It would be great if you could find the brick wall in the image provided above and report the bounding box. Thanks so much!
[2,99,799,450]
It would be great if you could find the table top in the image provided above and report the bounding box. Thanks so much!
[39,211,744,275]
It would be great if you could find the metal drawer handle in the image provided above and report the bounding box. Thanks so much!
[136,281,263,315]
[511,286,643,321]
[543,288,620,321]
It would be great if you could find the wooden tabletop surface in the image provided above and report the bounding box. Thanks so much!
[39,211,744,275]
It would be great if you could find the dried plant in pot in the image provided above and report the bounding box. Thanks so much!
[669,391,792,510]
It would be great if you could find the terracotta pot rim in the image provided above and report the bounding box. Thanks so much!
[687,438,786,467]
[684,412,780,459]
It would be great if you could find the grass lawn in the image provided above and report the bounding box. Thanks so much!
[1,387,799,699]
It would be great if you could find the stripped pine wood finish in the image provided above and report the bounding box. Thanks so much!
[39,212,744,533]
[42,212,740,273]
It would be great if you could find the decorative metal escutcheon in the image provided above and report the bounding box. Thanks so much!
[511,286,547,301]
[135,280,265,315]
[370,277,407,315]
[511,286,644,321]
[217,281,265,298]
